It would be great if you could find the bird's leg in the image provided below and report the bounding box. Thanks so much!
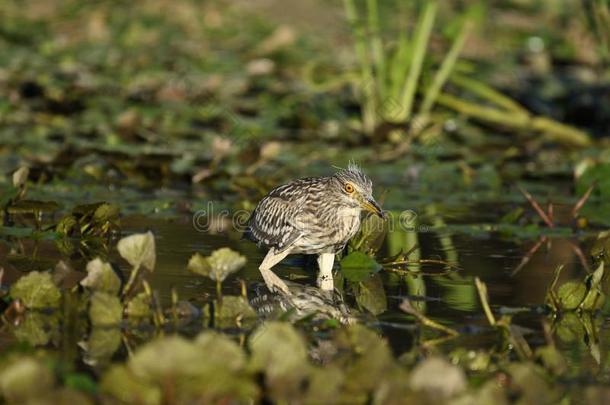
[259,248,291,295]
[316,252,335,291]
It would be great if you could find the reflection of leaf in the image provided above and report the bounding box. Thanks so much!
[13,312,59,346]
[10,271,61,309]
[209,296,257,328]
[340,252,381,282]
[81,258,121,295]
[249,322,309,400]
[117,231,156,271]
[354,274,387,315]
[188,248,246,282]
[83,327,122,365]
[410,357,467,400]
[89,292,122,326]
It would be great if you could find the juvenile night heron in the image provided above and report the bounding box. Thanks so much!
[245,164,384,294]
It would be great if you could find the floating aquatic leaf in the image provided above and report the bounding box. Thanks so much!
[409,357,467,400]
[581,262,606,311]
[333,324,394,396]
[354,273,387,315]
[125,292,151,319]
[340,251,382,282]
[89,292,122,326]
[535,345,567,375]
[80,258,121,295]
[507,362,558,404]
[591,231,610,265]
[100,365,160,405]
[303,365,345,404]
[129,334,257,402]
[0,357,54,403]
[556,281,586,310]
[10,271,61,309]
[194,331,248,369]
[130,336,209,380]
[56,215,78,236]
[117,231,156,271]
[188,248,246,282]
[93,203,120,224]
[249,322,309,400]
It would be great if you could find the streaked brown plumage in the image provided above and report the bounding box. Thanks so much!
[245,164,384,294]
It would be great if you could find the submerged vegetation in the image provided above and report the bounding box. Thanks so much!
[1,0,610,403]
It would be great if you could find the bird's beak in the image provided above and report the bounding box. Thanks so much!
[362,197,385,218]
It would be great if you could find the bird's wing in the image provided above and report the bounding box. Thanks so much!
[246,193,306,253]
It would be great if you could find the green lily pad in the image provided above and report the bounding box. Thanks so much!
[10,271,61,309]
[117,231,156,271]
[188,248,246,282]
[80,258,121,295]
[340,251,382,282]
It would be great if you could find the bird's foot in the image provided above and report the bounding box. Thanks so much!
[317,274,334,292]
[261,270,291,295]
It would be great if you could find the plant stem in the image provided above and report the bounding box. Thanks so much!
[474,277,496,326]
[216,279,223,303]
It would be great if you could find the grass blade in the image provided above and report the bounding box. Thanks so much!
[366,0,386,100]
[344,0,377,135]
[420,18,472,115]
[398,0,438,122]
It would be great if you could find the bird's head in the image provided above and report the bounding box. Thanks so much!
[333,163,385,218]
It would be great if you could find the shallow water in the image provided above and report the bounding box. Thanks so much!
[115,192,606,382]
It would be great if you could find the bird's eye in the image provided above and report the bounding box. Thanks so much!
[344,183,354,193]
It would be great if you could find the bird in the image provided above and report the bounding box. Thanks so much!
[244,163,384,294]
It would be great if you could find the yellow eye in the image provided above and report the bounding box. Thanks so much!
[344,183,354,193]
